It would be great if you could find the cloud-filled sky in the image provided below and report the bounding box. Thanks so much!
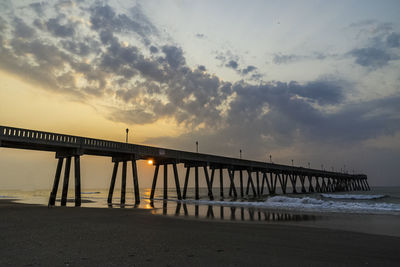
[0,0,399,188]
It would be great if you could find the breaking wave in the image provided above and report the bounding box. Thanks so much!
[176,195,400,215]
[321,194,386,200]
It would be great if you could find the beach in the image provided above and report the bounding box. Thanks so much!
[1,200,399,266]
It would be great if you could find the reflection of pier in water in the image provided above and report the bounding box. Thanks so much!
[153,201,317,222]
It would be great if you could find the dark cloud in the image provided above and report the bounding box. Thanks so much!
[290,81,345,105]
[13,18,35,39]
[161,45,186,69]
[241,65,256,75]
[89,3,157,45]
[61,40,92,56]
[29,2,47,16]
[225,60,238,69]
[387,33,400,48]
[33,19,45,30]
[349,47,392,68]
[346,21,400,69]
[149,45,158,53]
[273,53,300,64]
[45,18,75,38]
[272,52,333,65]
[198,65,206,71]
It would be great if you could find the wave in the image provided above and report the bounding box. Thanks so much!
[81,192,101,194]
[0,195,18,199]
[171,196,400,215]
[321,194,386,200]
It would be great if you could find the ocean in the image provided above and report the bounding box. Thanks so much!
[1,186,400,237]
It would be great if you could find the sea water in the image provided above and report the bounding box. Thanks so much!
[1,186,400,236]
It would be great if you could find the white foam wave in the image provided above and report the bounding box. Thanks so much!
[321,194,386,200]
[175,196,400,215]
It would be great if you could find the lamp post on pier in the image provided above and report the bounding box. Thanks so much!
[125,128,129,143]
[240,149,242,159]
[196,141,198,153]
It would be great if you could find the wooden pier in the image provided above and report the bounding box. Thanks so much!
[0,126,370,206]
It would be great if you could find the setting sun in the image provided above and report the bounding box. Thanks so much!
[147,159,153,165]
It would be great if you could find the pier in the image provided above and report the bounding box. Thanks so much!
[0,125,370,206]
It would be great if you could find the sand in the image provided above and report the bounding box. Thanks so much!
[1,200,399,266]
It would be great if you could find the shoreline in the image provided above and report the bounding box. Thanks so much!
[1,200,400,266]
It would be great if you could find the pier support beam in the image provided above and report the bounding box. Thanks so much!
[131,160,140,204]
[246,170,257,196]
[277,173,287,194]
[195,166,199,199]
[219,168,224,198]
[315,177,321,192]
[61,157,71,206]
[289,174,297,193]
[164,164,168,200]
[239,170,244,197]
[48,158,64,206]
[307,175,314,192]
[107,162,119,204]
[228,168,237,198]
[256,171,260,196]
[150,164,160,200]
[203,166,214,200]
[299,175,307,193]
[73,155,81,207]
[182,167,190,199]
[120,161,127,205]
[173,164,182,200]
[271,172,277,194]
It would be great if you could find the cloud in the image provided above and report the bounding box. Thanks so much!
[13,18,36,39]
[89,3,157,45]
[349,47,393,68]
[149,45,158,53]
[195,33,205,39]
[241,65,256,75]
[45,18,75,38]
[273,53,300,64]
[161,45,186,69]
[61,40,94,56]
[225,60,238,69]
[346,21,400,69]
[29,2,47,15]
[217,51,262,79]
[272,52,334,65]
[387,33,400,48]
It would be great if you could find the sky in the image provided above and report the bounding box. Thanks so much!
[0,0,399,190]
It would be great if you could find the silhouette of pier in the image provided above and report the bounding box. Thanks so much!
[0,126,370,206]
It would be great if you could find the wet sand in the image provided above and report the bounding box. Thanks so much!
[1,200,399,266]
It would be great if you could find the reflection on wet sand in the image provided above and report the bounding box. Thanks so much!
[151,200,317,222]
